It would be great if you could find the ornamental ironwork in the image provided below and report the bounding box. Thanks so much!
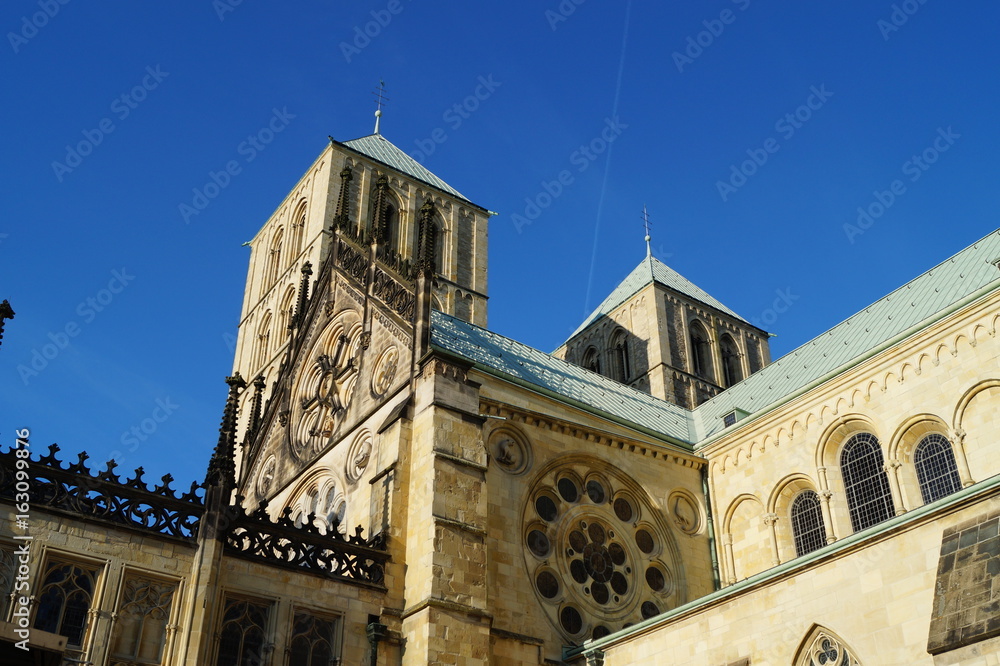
[337,238,369,283]
[0,443,204,541]
[224,499,388,587]
[372,268,415,320]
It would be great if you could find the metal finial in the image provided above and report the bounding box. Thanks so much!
[372,79,389,135]
[642,205,652,257]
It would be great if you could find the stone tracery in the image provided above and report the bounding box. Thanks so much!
[522,459,682,642]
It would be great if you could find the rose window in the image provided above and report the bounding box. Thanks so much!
[522,461,681,642]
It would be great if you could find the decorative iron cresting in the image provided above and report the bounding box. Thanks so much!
[338,238,369,284]
[0,443,204,541]
[372,268,416,320]
[224,498,388,587]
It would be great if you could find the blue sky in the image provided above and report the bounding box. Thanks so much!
[2,1,998,486]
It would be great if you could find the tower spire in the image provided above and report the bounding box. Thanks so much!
[372,79,388,135]
[642,205,652,258]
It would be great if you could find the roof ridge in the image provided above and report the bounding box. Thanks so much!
[336,134,484,208]
[432,309,694,415]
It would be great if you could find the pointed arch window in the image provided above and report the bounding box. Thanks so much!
[609,330,630,383]
[215,597,271,666]
[432,219,443,274]
[110,575,178,665]
[790,490,826,557]
[290,200,307,262]
[33,559,101,648]
[914,433,962,504]
[689,320,714,382]
[266,228,284,288]
[255,312,272,369]
[278,286,296,334]
[582,347,601,375]
[795,626,863,665]
[841,433,894,532]
[289,612,340,666]
[720,334,743,387]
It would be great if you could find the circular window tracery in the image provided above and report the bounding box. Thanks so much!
[521,459,682,642]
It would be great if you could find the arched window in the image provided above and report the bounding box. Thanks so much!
[278,286,296,334]
[720,334,743,387]
[582,347,601,375]
[914,433,962,504]
[789,490,826,557]
[690,320,714,381]
[609,330,630,383]
[111,575,177,665]
[432,219,444,274]
[266,228,283,288]
[794,626,862,666]
[33,559,100,648]
[841,432,894,532]
[290,200,307,262]
[255,312,272,369]
[289,612,339,666]
[216,597,270,666]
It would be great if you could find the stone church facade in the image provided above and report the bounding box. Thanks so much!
[1,128,999,665]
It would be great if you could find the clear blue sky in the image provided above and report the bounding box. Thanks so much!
[2,1,998,486]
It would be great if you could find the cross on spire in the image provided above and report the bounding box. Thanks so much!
[372,79,389,135]
[641,205,652,257]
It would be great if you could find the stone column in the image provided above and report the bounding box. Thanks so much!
[722,533,736,586]
[763,513,780,566]
[816,467,838,544]
[950,428,975,487]
[884,458,906,514]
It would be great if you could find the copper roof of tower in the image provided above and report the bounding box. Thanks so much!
[566,255,751,342]
[337,134,485,209]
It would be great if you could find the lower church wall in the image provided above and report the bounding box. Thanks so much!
[590,480,1000,665]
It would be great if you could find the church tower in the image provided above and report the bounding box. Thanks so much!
[555,247,771,408]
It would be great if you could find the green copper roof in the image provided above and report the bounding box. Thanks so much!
[339,134,478,206]
[693,228,1000,441]
[431,229,1000,450]
[567,255,749,342]
[430,310,695,444]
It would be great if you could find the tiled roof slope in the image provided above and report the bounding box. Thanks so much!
[567,255,748,341]
[430,310,695,444]
[432,230,1000,450]
[693,229,1000,442]
[339,134,478,206]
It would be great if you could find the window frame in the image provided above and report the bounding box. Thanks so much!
[109,569,183,666]
[913,433,963,504]
[213,593,275,666]
[789,490,827,557]
[840,432,895,532]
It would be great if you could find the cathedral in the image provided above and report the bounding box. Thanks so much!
[2,120,999,666]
